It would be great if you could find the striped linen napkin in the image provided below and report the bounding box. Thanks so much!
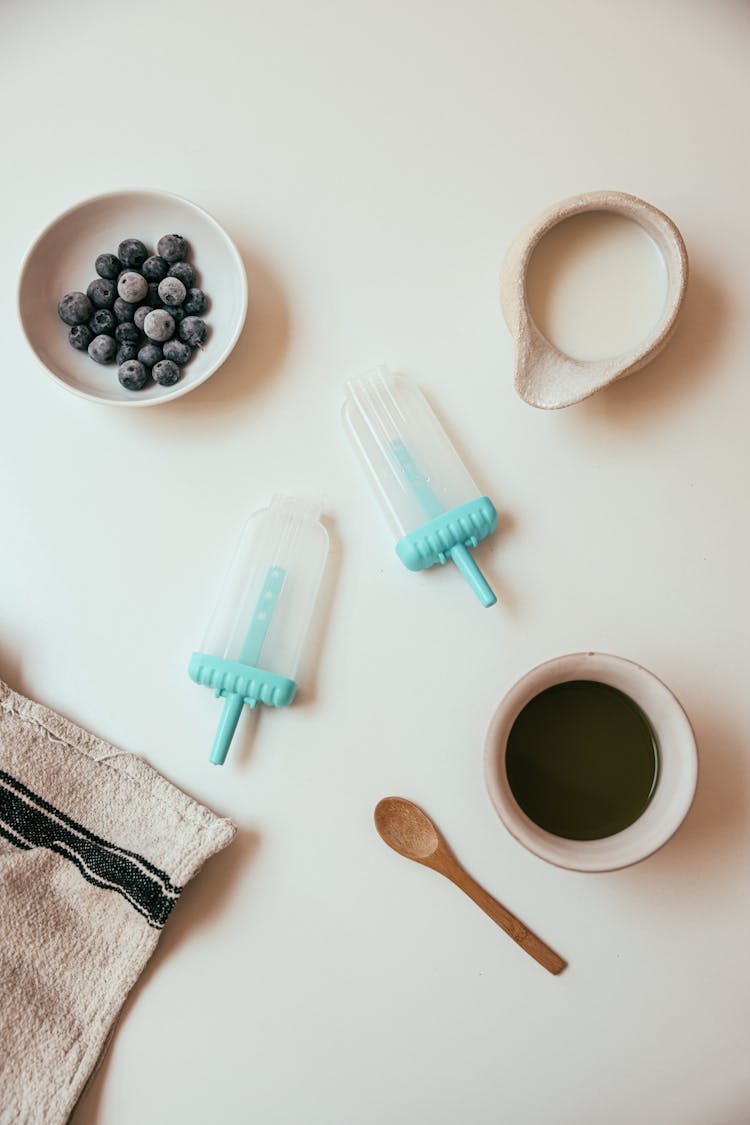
[0,678,235,1124]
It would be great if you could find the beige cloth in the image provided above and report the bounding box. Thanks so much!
[0,679,236,1123]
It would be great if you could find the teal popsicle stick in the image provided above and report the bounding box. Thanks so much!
[240,565,286,664]
[390,438,443,519]
[210,565,286,765]
[389,438,495,607]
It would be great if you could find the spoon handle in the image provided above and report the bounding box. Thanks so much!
[445,864,566,975]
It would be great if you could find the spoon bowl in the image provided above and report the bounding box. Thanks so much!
[374,797,440,860]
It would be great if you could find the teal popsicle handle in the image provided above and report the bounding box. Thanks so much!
[210,693,245,765]
[449,543,496,607]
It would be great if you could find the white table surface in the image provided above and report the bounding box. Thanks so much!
[3,2,749,1122]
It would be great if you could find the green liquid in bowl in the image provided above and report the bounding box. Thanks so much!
[505,680,658,841]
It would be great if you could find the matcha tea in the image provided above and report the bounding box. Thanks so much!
[505,680,658,841]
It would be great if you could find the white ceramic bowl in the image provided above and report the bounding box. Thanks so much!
[18,190,247,406]
[484,653,698,872]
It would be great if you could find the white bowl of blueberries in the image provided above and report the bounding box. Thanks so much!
[18,190,247,406]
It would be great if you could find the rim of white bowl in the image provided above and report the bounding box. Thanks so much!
[483,652,699,872]
[17,188,248,407]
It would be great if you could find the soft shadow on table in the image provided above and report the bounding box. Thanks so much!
[149,241,291,416]
[570,268,729,426]
[482,512,519,617]
[223,703,261,768]
[0,644,24,694]
[295,514,341,710]
[617,702,746,890]
[72,827,260,1124]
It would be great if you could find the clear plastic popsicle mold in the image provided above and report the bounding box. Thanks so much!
[342,366,498,606]
[189,496,329,765]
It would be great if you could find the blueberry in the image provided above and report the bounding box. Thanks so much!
[147,281,161,307]
[69,324,93,350]
[95,253,121,280]
[183,287,207,316]
[157,234,188,263]
[134,305,152,331]
[153,359,181,387]
[163,338,192,365]
[58,291,93,326]
[169,305,186,325]
[113,297,138,323]
[138,343,162,368]
[178,316,207,347]
[117,271,148,304]
[86,278,116,309]
[89,308,116,336]
[157,277,186,307]
[116,342,139,364]
[115,321,140,345]
[143,308,175,342]
[118,238,148,268]
[88,334,117,365]
[141,255,169,282]
[167,261,194,288]
[118,360,149,391]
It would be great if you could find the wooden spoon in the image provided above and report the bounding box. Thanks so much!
[374,797,566,975]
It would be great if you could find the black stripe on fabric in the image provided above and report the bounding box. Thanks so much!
[0,768,181,894]
[48,840,157,927]
[0,774,181,928]
[0,820,33,850]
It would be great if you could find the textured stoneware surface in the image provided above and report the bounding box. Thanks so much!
[500,190,688,409]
